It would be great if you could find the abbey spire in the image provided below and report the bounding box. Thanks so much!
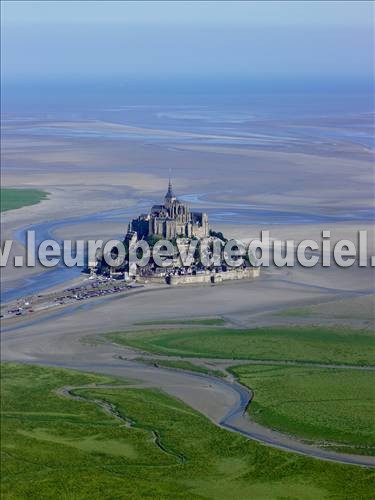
[165,175,175,203]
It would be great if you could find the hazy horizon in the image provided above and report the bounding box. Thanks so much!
[2,1,373,89]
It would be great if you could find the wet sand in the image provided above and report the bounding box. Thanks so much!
[1,109,374,465]
[2,111,373,293]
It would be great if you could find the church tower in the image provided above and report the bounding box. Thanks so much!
[164,176,176,208]
[129,175,209,240]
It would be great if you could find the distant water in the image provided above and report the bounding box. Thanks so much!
[3,81,374,150]
[3,78,374,115]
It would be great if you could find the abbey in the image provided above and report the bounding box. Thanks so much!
[129,180,209,240]
[89,178,260,284]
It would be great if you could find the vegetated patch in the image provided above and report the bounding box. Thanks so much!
[1,363,374,498]
[135,357,225,378]
[276,296,375,321]
[18,428,138,458]
[275,307,311,317]
[0,188,48,212]
[229,364,375,456]
[134,318,226,327]
[106,325,375,366]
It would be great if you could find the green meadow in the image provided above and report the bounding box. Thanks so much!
[135,357,225,377]
[107,325,375,366]
[1,363,374,499]
[135,318,226,326]
[0,188,48,212]
[230,364,375,455]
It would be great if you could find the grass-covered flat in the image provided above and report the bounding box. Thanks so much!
[2,363,374,499]
[0,187,48,212]
[230,364,375,456]
[135,318,226,326]
[275,295,375,321]
[107,325,375,366]
[135,357,225,377]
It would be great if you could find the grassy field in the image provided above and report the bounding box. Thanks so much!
[1,363,374,499]
[107,325,375,366]
[135,357,225,377]
[135,318,226,326]
[230,364,375,455]
[0,188,48,212]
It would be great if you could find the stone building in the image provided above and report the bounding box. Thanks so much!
[129,179,209,240]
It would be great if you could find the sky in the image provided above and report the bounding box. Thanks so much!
[1,1,374,87]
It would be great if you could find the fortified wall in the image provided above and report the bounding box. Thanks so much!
[139,267,260,285]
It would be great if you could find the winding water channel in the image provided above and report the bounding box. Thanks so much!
[18,356,374,468]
